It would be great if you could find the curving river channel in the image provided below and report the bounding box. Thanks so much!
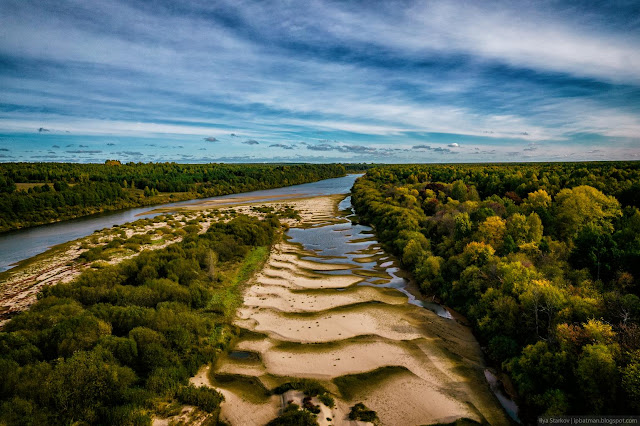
[0,175,359,272]
[0,174,518,424]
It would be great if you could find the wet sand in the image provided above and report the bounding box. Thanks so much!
[205,195,510,425]
[1,191,511,425]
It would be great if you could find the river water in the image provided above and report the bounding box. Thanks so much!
[0,174,360,272]
[288,196,453,319]
[285,195,518,423]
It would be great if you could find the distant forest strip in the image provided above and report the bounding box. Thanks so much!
[351,161,640,421]
[0,214,279,424]
[0,162,365,233]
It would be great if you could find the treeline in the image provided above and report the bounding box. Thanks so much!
[0,214,279,424]
[351,162,640,421]
[0,162,347,232]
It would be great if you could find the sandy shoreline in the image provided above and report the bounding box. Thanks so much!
[205,195,510,426]
[0,195,332,328]
[1,193,510,425]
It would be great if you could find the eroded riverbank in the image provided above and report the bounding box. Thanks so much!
[203,195,510,425]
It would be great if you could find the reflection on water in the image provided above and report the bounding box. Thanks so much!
[0,174,361,272]
[485,369,521,423]
[287,195,453,320]
[228,351,260,361]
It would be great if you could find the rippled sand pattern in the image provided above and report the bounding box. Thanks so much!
[206,195,510,425]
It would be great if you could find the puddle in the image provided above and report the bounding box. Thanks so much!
[228,350,261,361]
[286,196,453,320]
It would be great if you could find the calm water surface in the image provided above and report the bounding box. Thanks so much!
[287,195,453,319]
[0,174,360,272]
[288,196,519,419]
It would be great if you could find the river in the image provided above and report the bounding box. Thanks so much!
[0,174,360,272]
[0,173,519,423]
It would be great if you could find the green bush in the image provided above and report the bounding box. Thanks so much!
[266,403,318,426]
[176,385,224,413]
[272,379,328,397]
[348,402,378,422]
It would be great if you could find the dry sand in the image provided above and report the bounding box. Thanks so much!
[2,192,511,425]
[205,195,511,426]
[0,211,213,327]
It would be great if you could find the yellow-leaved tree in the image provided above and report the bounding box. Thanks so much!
[554,185,621,240]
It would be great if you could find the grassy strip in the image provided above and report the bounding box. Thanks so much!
[206,245,270,319]
[332,366,411,400]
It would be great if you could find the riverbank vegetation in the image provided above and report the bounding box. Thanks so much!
[0,214,278,424]
[0,162,347,232]
[351,162,640,420]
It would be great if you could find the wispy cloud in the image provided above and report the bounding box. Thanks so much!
[0,0,638,163]
[66,150,102,154]
[269,143,294,150]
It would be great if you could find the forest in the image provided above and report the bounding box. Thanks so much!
[0,162,351,233]
[351,161,640,421]
[0,213,279,424]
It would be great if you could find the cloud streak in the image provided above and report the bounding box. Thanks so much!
[0,0,638,163]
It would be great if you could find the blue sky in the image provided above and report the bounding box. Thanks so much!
[1,0,639,163]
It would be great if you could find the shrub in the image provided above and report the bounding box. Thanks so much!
[176,385,224,413]
[348,402,378,422]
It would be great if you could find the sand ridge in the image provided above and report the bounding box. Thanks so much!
[206,195,511,426]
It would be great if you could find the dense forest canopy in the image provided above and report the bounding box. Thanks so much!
[0,162,355,233]
[0,214,279,424]
[351,161,640,421]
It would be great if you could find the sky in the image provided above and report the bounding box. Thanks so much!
[1,0,639,163]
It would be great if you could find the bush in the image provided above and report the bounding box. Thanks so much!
[176,385,224,413]
[317,393,334,408]
[272,379,328,397]
[348,402,378,422]
[266,403,318,426]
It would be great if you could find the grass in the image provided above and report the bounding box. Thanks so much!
[278,299,405,319]
[15,182,55,191]
[333,366,411,400]
[353,269,390,278]
[209,373,271,404]
[272,334,382,352]
[237,327,270,341]
[206,246,270,318]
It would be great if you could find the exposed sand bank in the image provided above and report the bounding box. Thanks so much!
[2,191,511,425]
[0,196,328,328]
[204,195,510,426]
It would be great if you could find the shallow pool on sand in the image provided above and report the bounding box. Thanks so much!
[204,195,511,426]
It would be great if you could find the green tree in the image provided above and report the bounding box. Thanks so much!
[507,341,569,414]
[454,213,473,239]
[569,225,620,282]
[621,350,640,412]
[507,213,530,245]
[527,212,544,243]
[555,186,621,240]
[451,180,468,201]
[575,344,619,413]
